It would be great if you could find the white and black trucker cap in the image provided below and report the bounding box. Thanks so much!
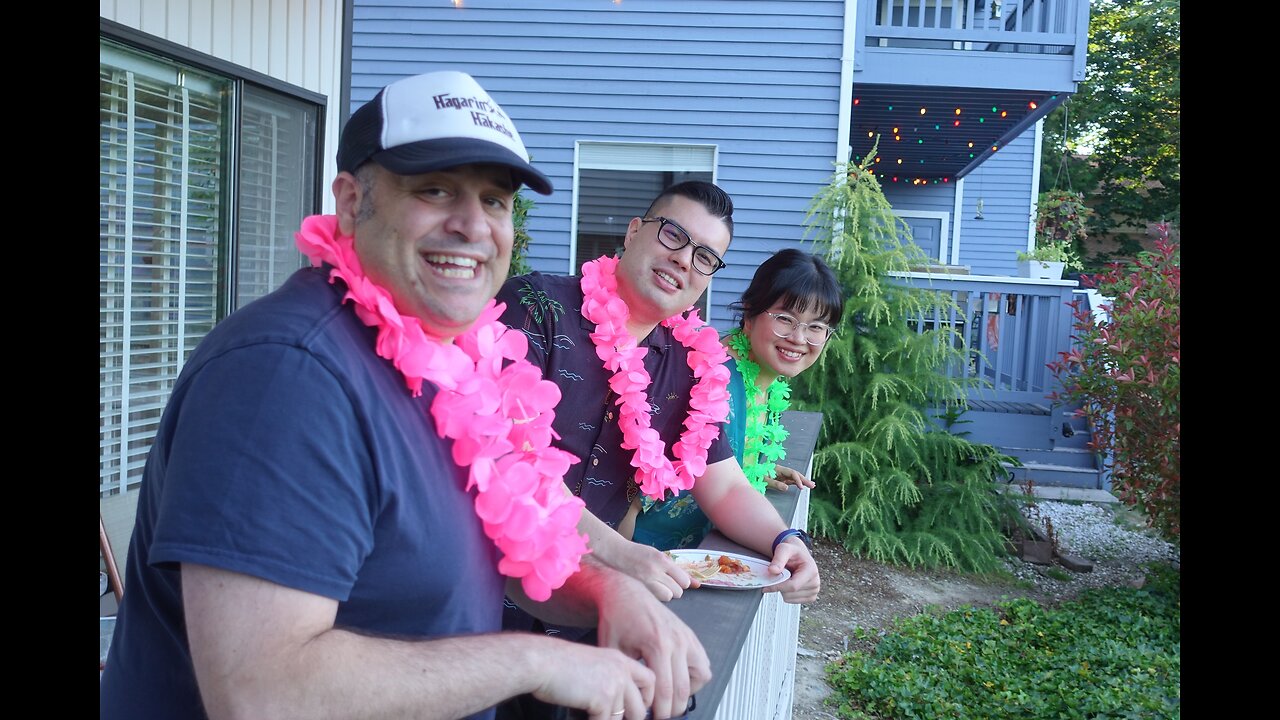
[336,71,552,195]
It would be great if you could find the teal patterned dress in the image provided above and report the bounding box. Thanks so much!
[630,357,748,551]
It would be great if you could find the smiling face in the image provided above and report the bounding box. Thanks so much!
[334,163,515,339]
[614,194,731,335]
[742,300,833,383]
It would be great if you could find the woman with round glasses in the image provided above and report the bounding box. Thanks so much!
[630,248,845,551]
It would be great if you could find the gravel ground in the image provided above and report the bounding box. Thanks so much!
[791,498,1180,720]
[1010,499,1180,592]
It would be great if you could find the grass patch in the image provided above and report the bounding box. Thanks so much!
[825,564,1180,719]
[1044,567,1073,582]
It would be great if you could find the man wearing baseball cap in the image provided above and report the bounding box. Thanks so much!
[100,71,709,720]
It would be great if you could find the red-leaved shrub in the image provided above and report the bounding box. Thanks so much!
[1049,224,1180,541]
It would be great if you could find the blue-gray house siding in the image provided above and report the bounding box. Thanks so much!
[350,0,846,329]
[956,127,1039,276]
[880,124,1038,277]
[349,0,1069,330]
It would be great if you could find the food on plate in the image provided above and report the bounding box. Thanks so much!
[663,550,790,589]
[667,552,721,580]
[716,554,751,574]
[667,552,753,580]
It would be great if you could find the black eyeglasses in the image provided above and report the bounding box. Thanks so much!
[765,311,836,346]
[641,217,728,276]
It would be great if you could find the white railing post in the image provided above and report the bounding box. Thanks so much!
[713,474,812,720]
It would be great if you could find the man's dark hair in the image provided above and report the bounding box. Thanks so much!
[353,163,378,223]
[644,180,734,240]
[730,248,845,328]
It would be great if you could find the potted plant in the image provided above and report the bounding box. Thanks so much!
[1018,189,1090,279]
[1017,240,1083,280]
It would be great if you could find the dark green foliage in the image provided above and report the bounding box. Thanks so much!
[508,188,535,278]
[825,565,1181,719]
[790,157,1017,573]
[1039,0,1180,260]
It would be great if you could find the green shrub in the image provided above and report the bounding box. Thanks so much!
[1048,225,1180,541]
[508,187,535,278]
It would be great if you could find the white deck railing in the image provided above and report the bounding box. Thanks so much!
[863,0,1087,51]
[713,473,811,720]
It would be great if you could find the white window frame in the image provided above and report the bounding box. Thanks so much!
[571,141,720,313]
[100,29,323,499]
[894,209,953,264]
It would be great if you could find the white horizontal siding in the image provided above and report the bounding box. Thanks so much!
[351,0,847,329]
[101,0,346,213]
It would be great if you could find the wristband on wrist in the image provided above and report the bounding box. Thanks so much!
[772,528,813,554]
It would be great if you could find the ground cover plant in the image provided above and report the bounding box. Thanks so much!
[823,564,1180,719]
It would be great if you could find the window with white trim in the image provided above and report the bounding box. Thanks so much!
[574,142,717,317]
[100,37,321,498]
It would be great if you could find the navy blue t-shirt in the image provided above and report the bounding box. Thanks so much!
[100,267,504,719]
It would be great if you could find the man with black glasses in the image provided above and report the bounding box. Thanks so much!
[495,181,820,720]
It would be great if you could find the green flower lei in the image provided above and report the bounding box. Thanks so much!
[727,329,791,493]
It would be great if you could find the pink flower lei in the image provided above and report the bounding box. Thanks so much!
[295,215,589,602]
[579,256,732,499]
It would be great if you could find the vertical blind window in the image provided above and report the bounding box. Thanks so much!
[100,43,228,497]
[235,86,315,306]
[100,38,320,498]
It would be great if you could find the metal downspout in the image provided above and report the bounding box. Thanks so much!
[836,0,858,170]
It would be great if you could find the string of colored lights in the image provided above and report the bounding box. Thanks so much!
[850,96,1055,186]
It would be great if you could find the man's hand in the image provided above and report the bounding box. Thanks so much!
[765,465,815,492]
[762,538,820,604]
[531,642,655,720]
[595,574,712,720]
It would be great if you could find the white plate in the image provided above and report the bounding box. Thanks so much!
[667,549,791,590]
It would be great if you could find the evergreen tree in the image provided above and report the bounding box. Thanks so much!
[791,156,1016,573]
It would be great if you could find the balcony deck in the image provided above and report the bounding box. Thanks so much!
[855,0,1089,90]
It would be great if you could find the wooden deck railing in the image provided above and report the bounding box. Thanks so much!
[860,0,1089,57]
[888,271,1078,443]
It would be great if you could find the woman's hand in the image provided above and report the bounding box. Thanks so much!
[766,464,815,492]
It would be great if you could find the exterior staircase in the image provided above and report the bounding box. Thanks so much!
[956,399,1106,490]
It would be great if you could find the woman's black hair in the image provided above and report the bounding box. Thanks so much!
[729,248,844,328]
